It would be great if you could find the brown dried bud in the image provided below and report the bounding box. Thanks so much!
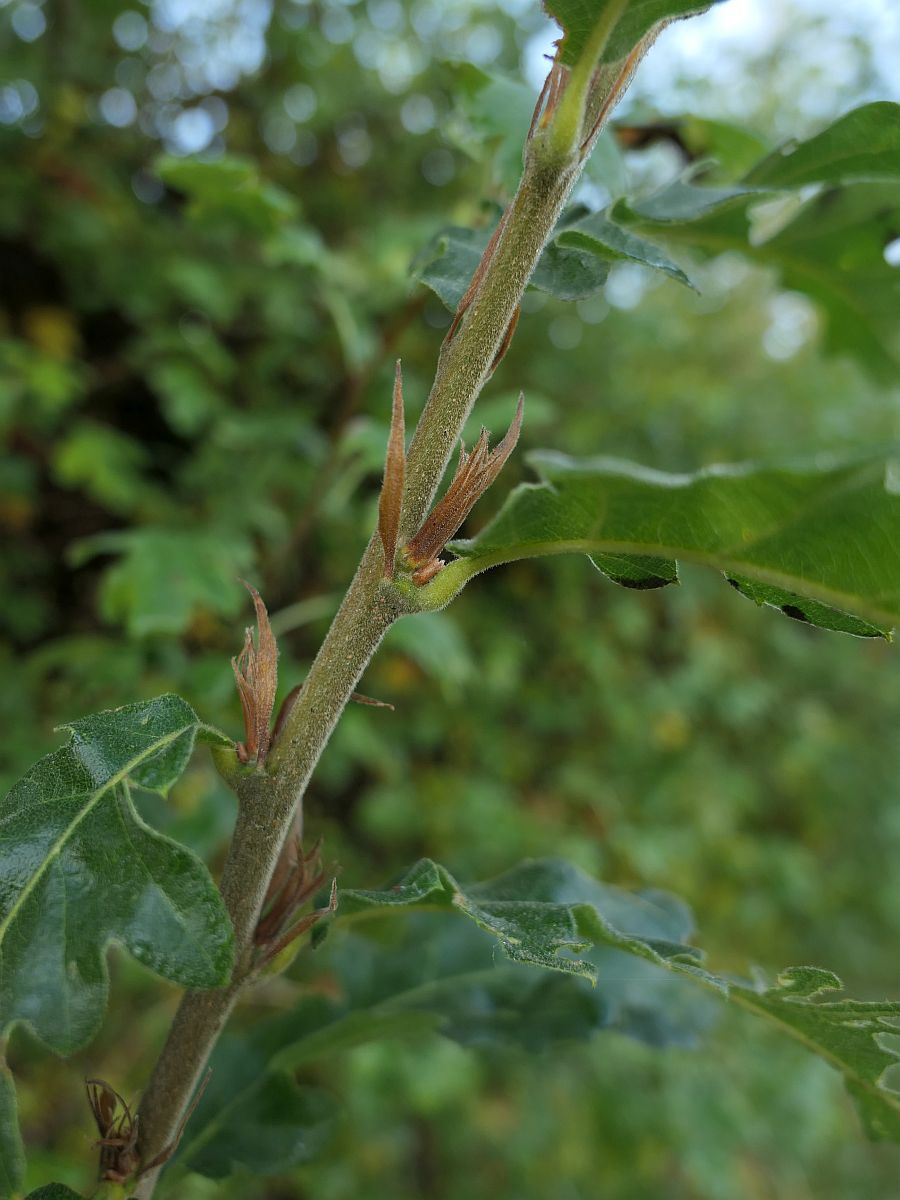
[254,819,337,966]
[404,393,524,580]
[378,359,406,579]
[232,581,278,766]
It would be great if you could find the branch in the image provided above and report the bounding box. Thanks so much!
[132,31,656,1195]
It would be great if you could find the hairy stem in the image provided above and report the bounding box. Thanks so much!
[134,38,645,1194]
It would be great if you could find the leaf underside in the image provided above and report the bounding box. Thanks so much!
[341,859,900,1143]
[182,858,900,1180]
[441,450,900,638]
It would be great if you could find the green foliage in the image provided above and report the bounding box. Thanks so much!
[155,155,298,233]
[617,103,900,377]
[339,859,900,1143]
[430,450,900,637]
[171,858,899,1183]
[3,1,900,1197]
[71,530,254,638]
[414,212,690,310]
[0,696,233,1190]
[744,102,900,187]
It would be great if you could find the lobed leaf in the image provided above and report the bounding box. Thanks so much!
[0,695,234,1193]
[174,863,713,1180]
[426,450,900,638]
[0,694,234,1059]
[339,859,900,1143]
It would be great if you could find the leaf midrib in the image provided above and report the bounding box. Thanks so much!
[0,723,195,949]
[452,537,899,629]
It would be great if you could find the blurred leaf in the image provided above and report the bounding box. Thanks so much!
[544,1,719,67]
[0,1063,24,1199]
[437,450,900,637]
[449,65,534,192]
[340,859,900,1141]
[678,115,771,179]
[0,695,233,1061]
[614,105,900,374]
[182,1072,337,1179]
[52,422,150,515]
[71,528,253,638]
[744,102,900,187]
[155,154,298,233]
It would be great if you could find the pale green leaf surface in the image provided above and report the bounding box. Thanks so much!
[434,451,900,637]
[544,1,718,67]
[0,695,233,1060]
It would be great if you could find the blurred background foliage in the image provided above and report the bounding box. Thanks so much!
[2,0,900,1196]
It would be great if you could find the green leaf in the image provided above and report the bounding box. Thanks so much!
[744,102,900,188]
[544,1,719,68]
[678,115,771,181]
[178,864,714,1180]
[614,106,900,375]
[725,575,883,638]
[0,695,233,1061]
[183,1072,337,1179]
[449,65,535,192]
[176,1010,360,1179]
[590,552,678,589]
[340,857,707,982]
[0,1060,24,1198]
[530,239,612,300]
[427,451,900,637]
[412,221,610,311]
[70,528,253,637]
[337,859,900,1143]
[557,210,695,288]
[155,154,298,234]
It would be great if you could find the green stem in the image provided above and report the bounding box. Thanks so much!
[550,0,628,158]
[133,44,630,1200]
